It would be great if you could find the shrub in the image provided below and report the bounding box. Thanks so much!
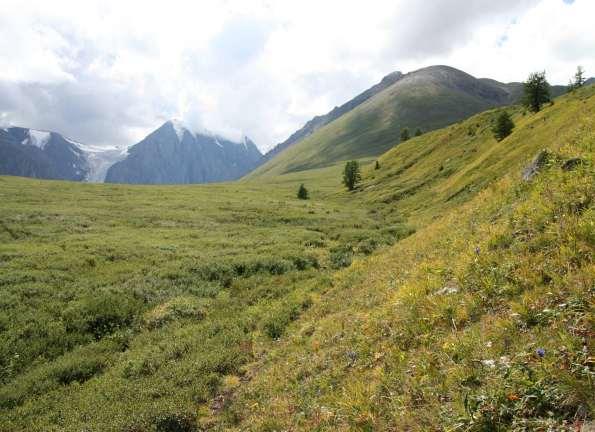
[297,184,309,200]
[143,297,207,329]
[154,412,197,432]
[263,302,301,339]
[288,255,318,270]
[52,357,105,385]
[357,238,378,255]
[62,292,142,340]
[330,245,353,269]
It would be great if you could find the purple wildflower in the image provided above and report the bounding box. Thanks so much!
[536,348,545,358]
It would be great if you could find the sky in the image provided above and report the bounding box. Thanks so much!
[0,0,593,151]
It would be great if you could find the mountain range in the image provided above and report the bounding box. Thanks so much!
[0,66,582,184]
[0,121,262,184]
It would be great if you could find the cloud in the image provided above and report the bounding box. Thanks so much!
[385,0,541,59]
[0,0,593,151]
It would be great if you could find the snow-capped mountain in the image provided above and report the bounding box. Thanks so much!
[0,126,89,181]
[0,121,263,184]
[0,126,127,182]
[104,120,263,184]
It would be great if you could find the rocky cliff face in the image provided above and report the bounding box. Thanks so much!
[105,120,263,184]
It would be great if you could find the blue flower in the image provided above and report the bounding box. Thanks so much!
[536,348,545,358]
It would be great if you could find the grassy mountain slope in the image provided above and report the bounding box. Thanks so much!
[250,66,524,178]
[262,71,404,161]
[359,88,591,225]
[215,85,595,431]
[0,86,592,431]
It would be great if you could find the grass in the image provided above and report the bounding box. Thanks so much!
[217,86,594,431]
[0,172,408,431]
[359,85,595,225]
[0,85,593,431]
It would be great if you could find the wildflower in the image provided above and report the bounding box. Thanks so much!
[474,246,481,255]
[507,393,520,401]
[536,348,545,358]
[481,359,496,368]
[499,356,511,367]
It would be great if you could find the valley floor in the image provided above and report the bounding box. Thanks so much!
[0,85,593,431]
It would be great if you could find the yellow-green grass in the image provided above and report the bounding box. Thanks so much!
[360,84,595,226]
[217,88,594,431]
[0,85,593,431]
[0,175,408,431]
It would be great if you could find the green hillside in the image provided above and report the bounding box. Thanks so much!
[217,85,595,430]
[0,85,593,431]
[249,66,528,178]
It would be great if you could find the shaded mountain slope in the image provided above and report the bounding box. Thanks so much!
[0,127,89,181]
[105,120,263,184]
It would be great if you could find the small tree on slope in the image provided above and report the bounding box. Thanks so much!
[400,127,410,142]
[568,65,585,91]
[297,184,309,200]
[492,111,515,141]
[343,160,361,191]
[523,71,551,112]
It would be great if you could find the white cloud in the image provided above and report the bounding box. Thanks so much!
[0,0,593,150]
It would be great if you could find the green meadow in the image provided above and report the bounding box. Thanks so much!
[0,169,409,431]
[0,85,593,431]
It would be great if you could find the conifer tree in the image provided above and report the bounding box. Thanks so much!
[400,127,410,142]
[492,111,515,141]
[569,66,585,91]
[297,183,309,200]
[343,160,361,191]
[523,71,551,112]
